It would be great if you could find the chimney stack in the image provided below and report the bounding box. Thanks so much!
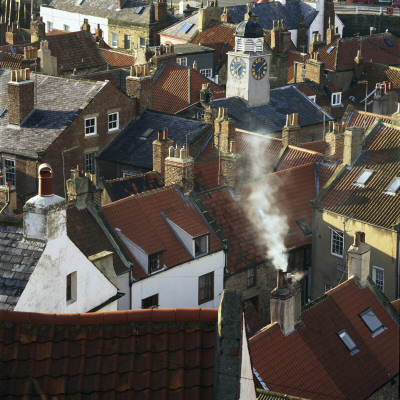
[369,26,376,36]
[304,53,325,84]
[282,113,301,147]
[81,18,91,32]
[38,40,58,75]
[214,107,236,153]
[126,64,152,115]
[198,1,221,32]
[270,269,301,335]
[30,17,45,43]
[7,68,34,126]
[154,0,168,25]
[372,81,397,115]
[220,140,243,195]
[309,32,324,53]
[95,24,103,38]
[347,232,370,286]
[324,121,345,163]
[153,128,174,179]
[326,18,340,45]
[343,126,363,166]
[353,49,364,80]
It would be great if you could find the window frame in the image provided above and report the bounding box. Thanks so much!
[108,112,119,132]
[63,24,70,32]
[385,177,400,195]
[200,68,213,78]
[177,57,187,66]
[194,234,209,257]
[331,92,342,106]
[149,253,162,274]
[84,117,97,137]
[141,293,159,309]
[354,169,374,187]
[124,34,131,50]
[324,283,334,292]
[198,271,214,305]
[359,308,386,337]
[85,152,96,174]
[66,271,77,303]
[330,229,344,258]
[372,266,384,292]
[308,95,316,103]
[139,38,148,48]
[111,32,118,48]
[247,267,256,288]
[46,21,53,33]
[2,158,16,187]
[337,329,359,355]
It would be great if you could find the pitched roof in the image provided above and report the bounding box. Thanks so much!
[0,70,107,158]
[100,48,135,68]
[210,86,332,133]
[102,186,224,278]
[0,307,218,398]
[249,278,400,400]
[316,121,400,229]
[152,63,225,114]
[0,225,46,310]
[97,111,210,169]
[276,145,323,172]
[159,12,199,42]
[302,140,325,153]
[345,108,391,130]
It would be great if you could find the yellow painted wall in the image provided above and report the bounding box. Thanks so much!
[108,24,149,50]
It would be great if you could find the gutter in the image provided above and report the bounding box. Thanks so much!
[88,292,124,312]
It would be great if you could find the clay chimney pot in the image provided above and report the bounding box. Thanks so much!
[38,164,54,197]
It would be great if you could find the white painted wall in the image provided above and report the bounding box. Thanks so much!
[40,6,108,42]
[16,234,118,313]
[131,250,225,309]
[118,271,130,310]
[159,35,189,45]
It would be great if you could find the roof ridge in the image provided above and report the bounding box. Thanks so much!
[287,145,323,156]
[105,170,160,184]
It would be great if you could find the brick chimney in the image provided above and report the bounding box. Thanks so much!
[126,64,152,115]
[326,18,340,45]
[200,83,212,106]
[38,40,58,75]
[305,52,325,84]
[220,7,232,23]
[153,128,174,179]
[369,26,376,36]
[5,23,23,45]
[372,81,397,115]
[81,18,91,32]
[309,32,324,53]
[343,126,364,166]
[164,145,194,194]
[66,167,98,210]
[151,44,176,69]
[214,107,236,153]
[95,24,103,38]
[297,16,308,53]
[198,1,221,32]
[8,68,34,126]
[30,16,45,43]
[348,232,370,286]
[324,121,345,163]
[24,164,67,241]
[220,141,243,195]
[24,46,38,60]
[154,0,168,25]
[204,104,217,124]
[282,113,301,147]
[271,20,291,54]
[270,269,301,335]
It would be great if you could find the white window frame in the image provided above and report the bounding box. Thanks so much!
[331,229,344,258]
[2,158,16,187]
[66,271,77,304]
[194,235,209,257]
[359,308,386,337]
[85,152,96,174]
[46,21,53,33]
[177,57,187,66]
[84,117,97,137]
[331,92,342,106]
[372,266,384,292]
[108,112,119,132]
[200,68,212,78]
[385,177,400,195]
[111,32,118,48]
[308,95,316,103]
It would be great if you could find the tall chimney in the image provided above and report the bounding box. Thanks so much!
[152,128,174,179]
[324,121,345,163]
[214,108,236,153]
[24,164,67,241]
[343,126,363,166]
[126,64,152,115]
[304,53,325,85]
[81,18,91,32]
[220,141,243,196]
[282,113,301,147]
[347,232,370,286]
[30,17,45,43]
[270,269,301,335]
[7,68,34,126]
[154,0,168,25]
[164,145,194,194]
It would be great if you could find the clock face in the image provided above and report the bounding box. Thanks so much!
[252,57,268,80]
[230,57,247,80]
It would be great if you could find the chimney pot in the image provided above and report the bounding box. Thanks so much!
[38,164,54,197]
[158,129,163,140]
[277,269,285,289]
[163,128,168,139]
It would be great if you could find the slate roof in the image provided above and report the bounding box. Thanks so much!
[103,172,164,202]
[159,13,199,42]
[100,48,135,68]
[195,163,316,273]
[316,121,400,230]
[249,277,400,400]
[152,63,226,114]
[97,111,210,169]
[0,225,46,310]
[210,86,332,133]
[102,186,224,279]
[0,69,107,158]
[174,42,215,55]
[0,307,219,398]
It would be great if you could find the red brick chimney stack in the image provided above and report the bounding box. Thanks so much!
[95,24,103,38]
[38,164,54,197]
[81,19,91,32]
[155,0,168,25]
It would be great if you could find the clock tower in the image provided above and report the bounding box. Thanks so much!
[226,10,271,106]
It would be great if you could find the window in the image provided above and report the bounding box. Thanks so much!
[385,177,400,195]
[355,169,374,186]
[372,266,384,292]
[245,39,254,52]
[135,6,145,13]
[63,24,70,31]
[337,329,359,355]
[296,219,312,237]
[194,235,208,257]
[255,39,263,52]
[122,171,134,178]
[331,229,344,257]
[2,158,16,186]
[384,38,393,47]
[139,38,148,48]
[85,152,95,174]
[46,21,53,32]
[149,253,162,273]
[236,38,244,52]
[142,294,159,309]
[324,283,334,292]
[200,68,212,78]
[359,308,386,337]
[85,117,97,136]
[177,57,187,66]
[247,267,256,288]
[108,112,119,132]
[197,110,205,119]
[327,46,335,54]
[198,271,214,304]
[331,92,342,106]
[308,95,316,103]
[124,35,131,50]
[66,272,77,303]
[179,23,194,33]
[111,33,118,48]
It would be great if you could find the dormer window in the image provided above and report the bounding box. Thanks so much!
[355,169,374,186]
[331,92,342,106]
[149,253,162,273]
[337,329,359,355]
[194,235,209,257]
[385,177,400,195]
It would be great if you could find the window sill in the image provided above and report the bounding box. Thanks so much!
[66,299,76,305]
[198,297,214,305]
[331,252,344,258]
[331,103,343,108]
[108,128,120,134]
[84,134,98,139]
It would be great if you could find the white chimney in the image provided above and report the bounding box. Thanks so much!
[347,231,370,285]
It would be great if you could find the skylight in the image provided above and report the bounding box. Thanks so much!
[384,38,393,48]
[385,177,400,195]
[140,128,154,140]
[354,169,374,186]
[0,109,6,118]
[337,329,359,355]
[359,308,386,337]
[179,23,194,34]
[76,0,84,5]
[296,219,312,237]
[327,46,335,54]
[108,4,115,9]
[135,6,145,14]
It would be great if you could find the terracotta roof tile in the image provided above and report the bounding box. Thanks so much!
[250,278,399,400]
[277,146,323,171]
[100,48,135,68]
[302,140,325,153]
[346,109,392,130]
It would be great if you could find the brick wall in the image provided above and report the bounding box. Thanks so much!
[7,80,34,126]
[152,135,174,178]
[126,75,152,115]
[164,155,194,193]
[305,59,324,85]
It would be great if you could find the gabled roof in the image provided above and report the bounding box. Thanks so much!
[152,63,225,114]
[159,12,199,42]
[249,278,400,400]
[317,33,400,72]
[102,186,224,278]
[97,111,210,169]
[315,121,400,229]
[276,145,323,171]
[345,108,391,130]
[0,70,108,158]
[0,225,46,310]
[210,86,332,133]
[100,48,135,68]
[0,307,219,398]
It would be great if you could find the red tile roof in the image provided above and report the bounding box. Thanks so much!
[100,48,135,68]
[0,307,218,398]
[250,278,400,400]
[276,146,323,171]
[302,140,325,153]
[194,159,221,192]
[0,51,24,69]
[102,186,224,278]
[346,109,392,129]
[152,64,226,114]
